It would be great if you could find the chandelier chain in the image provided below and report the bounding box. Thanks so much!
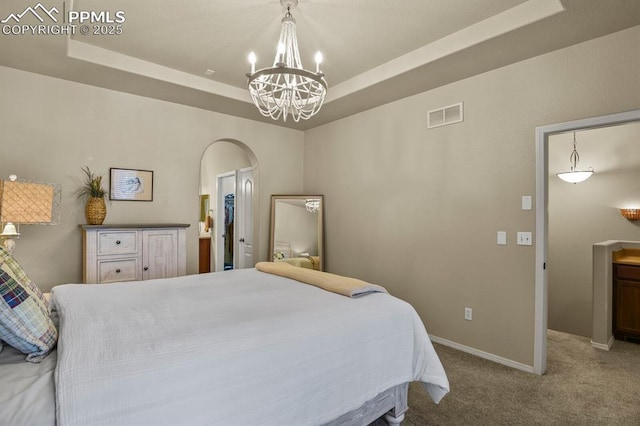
[569,133,580,171]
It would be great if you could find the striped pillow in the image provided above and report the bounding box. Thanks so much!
[0,246,57,362]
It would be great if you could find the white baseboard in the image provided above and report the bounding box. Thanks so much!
[591,335,614,351]
[429,335,535,374]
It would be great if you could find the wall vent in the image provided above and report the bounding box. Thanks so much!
[427,102,463,129]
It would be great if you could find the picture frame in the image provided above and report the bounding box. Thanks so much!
[109,168,153,201]
[199,194,210,222]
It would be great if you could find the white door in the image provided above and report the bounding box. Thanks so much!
[236,167,254,269]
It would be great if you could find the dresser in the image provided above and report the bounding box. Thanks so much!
[81,224,190,284]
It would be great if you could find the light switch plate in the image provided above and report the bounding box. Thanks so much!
[517,232,532,246]
[497,231,507,245]
[522,196,532,210]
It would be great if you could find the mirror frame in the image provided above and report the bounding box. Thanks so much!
[269,194,324,271]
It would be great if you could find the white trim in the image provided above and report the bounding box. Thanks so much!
[67,39,251,103]
[591,335,614,351]
[534,109,640,375]
[534,125,548,376]
[430,335,534,374]
[325,0,564,103]
[62,0,564,108]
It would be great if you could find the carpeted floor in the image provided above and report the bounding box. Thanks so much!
[372,330,640,425]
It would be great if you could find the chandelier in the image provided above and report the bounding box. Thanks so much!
[556,132,594,184]
[305,198,320,213]
[246,0,327,122]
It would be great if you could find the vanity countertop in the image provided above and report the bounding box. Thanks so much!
[612,248,640,266]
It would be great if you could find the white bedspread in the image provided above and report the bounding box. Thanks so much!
[0,345,56,426]
[52,268,449,425]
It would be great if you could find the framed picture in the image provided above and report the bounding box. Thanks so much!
[109,168,153,201]
[199,194,210,222]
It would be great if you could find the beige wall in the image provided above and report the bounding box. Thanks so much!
[303,26,640,366]
[0,66,304,292]
[548,123,640,337]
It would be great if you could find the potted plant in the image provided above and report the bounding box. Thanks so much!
[78,166,108,225]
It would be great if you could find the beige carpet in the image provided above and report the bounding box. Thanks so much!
[373,330,640,425]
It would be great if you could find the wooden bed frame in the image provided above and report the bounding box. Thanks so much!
[324,383,409,425]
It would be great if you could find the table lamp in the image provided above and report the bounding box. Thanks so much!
[0,174,61,255]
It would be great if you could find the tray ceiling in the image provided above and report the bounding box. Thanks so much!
[0,0,639,130]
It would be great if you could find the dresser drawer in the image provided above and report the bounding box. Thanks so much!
[615,264,640,281]
[97,258,139,283]
[98,231,138,255]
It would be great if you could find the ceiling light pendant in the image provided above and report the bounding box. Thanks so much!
[246,0,327,122]
[556,132,594,184]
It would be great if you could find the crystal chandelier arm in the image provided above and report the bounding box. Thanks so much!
[247,67,327,89]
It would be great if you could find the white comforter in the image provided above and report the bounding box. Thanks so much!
[52,268,449,425]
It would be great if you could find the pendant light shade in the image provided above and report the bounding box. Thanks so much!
[556,170,594,183]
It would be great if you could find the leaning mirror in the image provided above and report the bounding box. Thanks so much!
[269,195,324,271]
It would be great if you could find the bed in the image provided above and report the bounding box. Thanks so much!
[274,241,321,270]
[278,255,321,270]
[1,262,449,425]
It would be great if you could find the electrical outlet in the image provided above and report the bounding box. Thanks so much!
[464,307,472,321]
[517,232,532,246]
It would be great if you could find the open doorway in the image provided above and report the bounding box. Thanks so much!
[547,124,640,339]
[217,172,237,270]
[534,109,640,375]
[200,140,259,272]
[215,168,255,271]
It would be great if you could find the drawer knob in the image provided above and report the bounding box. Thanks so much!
[115,268,121,273]
[116,240,121,245]
[143,266,149,271]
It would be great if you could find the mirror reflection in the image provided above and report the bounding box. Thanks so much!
[269,195,324,271]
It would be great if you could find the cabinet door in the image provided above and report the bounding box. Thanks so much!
[199,237,211,273]
[614,279,640,337]
[142,229,178,280]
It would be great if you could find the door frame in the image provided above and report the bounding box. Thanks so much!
[534,109,640,375]
[216,171,236,272]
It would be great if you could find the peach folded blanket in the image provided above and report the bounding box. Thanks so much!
[255,262,388,298]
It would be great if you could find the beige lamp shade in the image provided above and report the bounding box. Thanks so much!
[0,179,59,224]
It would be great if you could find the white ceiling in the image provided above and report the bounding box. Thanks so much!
[1,0,639,130]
